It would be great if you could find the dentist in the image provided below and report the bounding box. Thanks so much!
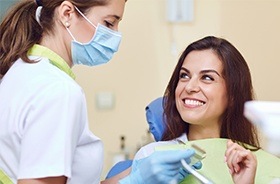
[0,0,196,183]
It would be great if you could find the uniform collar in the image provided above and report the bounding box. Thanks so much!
[28,44,75,79]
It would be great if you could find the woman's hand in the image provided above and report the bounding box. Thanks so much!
[224,140,257,184]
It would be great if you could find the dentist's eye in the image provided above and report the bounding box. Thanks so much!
[104,21,114,28]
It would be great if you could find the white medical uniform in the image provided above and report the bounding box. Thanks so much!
[0,45,103,184]
[134,133,188,160]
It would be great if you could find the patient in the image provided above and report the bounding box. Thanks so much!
[134,36,260,183]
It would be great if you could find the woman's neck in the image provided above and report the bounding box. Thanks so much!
[188,123,221,141]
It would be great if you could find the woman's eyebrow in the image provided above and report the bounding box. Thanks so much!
[200,69,221,76]
[181,67,220,76]
[180,67,190,73]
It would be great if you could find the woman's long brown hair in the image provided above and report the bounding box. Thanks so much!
[162,36,260,149]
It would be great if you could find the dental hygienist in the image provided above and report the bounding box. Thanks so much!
[0,0,196,184]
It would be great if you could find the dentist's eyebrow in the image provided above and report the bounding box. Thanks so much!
[200,70,221,76]
[107,14,122,21]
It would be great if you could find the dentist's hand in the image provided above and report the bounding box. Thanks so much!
[225,140,257,184]
[178,161,202,181]
[119,149,196,184]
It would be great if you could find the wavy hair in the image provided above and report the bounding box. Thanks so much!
[162,36,260,148]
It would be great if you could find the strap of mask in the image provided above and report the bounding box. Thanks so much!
[74,6,97,29]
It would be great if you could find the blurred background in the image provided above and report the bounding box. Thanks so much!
[1,0,280,179]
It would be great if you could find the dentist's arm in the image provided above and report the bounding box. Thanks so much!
[18,176,67,184]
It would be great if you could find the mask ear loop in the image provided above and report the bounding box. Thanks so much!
[65,22,77,41]
[74,6,97,29]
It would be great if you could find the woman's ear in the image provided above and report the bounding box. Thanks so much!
[57,1,76,27]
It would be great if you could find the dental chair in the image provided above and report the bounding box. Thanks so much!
[105,159,133,179]
[145,96,166,142]
[105,97,166,179]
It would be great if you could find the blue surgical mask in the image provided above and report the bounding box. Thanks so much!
[66,7,122,66]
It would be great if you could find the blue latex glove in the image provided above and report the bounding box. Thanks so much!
[119,149,196,184]
[178,161,202,181]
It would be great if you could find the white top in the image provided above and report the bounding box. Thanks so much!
[134,133,188,160]
[0,56,103,184]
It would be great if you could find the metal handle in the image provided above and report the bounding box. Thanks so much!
[181,159,214,184]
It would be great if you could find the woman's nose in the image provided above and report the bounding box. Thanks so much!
[185,78,200,93]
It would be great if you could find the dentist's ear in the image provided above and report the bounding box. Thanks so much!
[57,1,75,27]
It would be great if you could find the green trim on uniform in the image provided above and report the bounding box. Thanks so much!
[28,44,76,79]
[0,170,13,184]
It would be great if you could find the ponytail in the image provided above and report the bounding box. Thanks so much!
[0,0,42,78]
[0,0,112,79]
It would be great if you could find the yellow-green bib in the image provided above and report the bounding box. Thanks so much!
[28,44,75,79]
[156,138,280,184]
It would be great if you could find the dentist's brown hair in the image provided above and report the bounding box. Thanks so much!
[0,0,109,79]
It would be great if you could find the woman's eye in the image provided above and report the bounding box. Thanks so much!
[202,75,214,81]
[179,72,190,79]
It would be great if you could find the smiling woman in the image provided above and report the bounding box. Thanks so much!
[163,36,259,146]
[175,49,228,140]
[134,36,261,183]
